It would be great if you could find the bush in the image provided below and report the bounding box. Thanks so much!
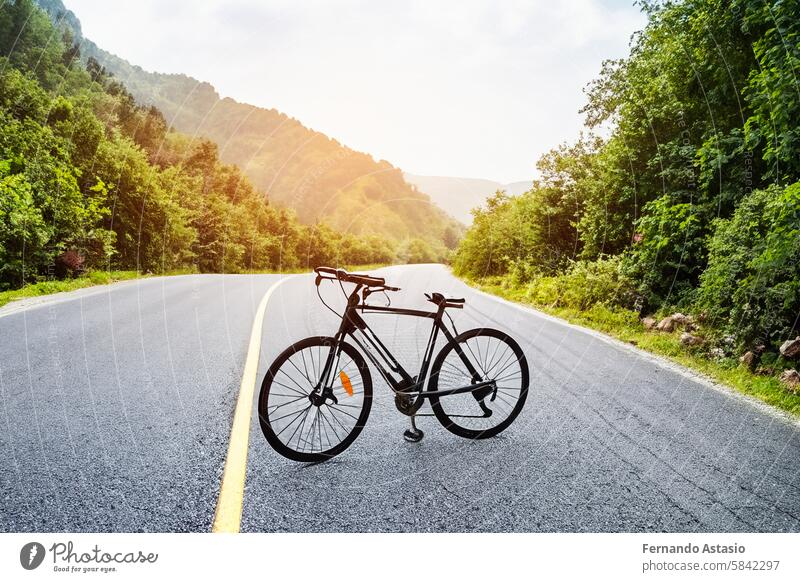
[623,195,709,309]
[523,256,637,311]
[54,250,85,278]
[397,237,444,264]
[697,183,800,349]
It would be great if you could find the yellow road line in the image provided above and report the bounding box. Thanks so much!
[212,275,294,533]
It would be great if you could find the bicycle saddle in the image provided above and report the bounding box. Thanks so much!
[425,292,465,307]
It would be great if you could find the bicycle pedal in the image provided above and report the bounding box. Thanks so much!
[403,428,424,443]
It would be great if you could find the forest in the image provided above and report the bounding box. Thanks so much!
[454,0,800,395]
[0,0,449,293]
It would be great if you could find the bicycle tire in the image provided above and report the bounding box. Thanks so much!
[258,336,372,462]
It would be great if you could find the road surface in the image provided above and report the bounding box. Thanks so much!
[0,265,798,532]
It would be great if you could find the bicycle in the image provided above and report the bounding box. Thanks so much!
[258,267,530,462]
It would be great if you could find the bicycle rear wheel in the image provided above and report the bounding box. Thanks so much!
[258,336,372,462]
[428,328,528,439]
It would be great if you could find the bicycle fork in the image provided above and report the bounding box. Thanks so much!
[310,340,344,407]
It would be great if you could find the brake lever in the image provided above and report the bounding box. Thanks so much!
[315,274,337,287]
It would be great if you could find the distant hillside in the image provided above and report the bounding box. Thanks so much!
[404,174,532,223]
[36,0,456,245]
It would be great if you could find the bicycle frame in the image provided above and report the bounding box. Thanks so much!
[315,284,492,401]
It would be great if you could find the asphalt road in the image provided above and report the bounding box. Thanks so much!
[1,265,798,532]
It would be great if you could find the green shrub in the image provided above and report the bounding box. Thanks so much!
[523,256,636,311]
[697,183,800,348]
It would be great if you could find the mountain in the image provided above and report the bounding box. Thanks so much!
[36,0,456,245]
[403,174,532,224]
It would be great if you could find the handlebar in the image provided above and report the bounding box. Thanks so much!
[314,266,399,291]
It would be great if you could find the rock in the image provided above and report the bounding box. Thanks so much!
[708,347,725,359]
[671,312,689,325]
[779,369,800,393]
[656,316,675,332]
[739,351,757,369]
[680,332,703,346]
[779,336,800,359]
[642,317,657,330]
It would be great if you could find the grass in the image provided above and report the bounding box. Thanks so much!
[468,278,800,417]
[0,270,146,308]
[0,263,394,309]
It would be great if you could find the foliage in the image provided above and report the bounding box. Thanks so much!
[515,256,637,312]
[0,0,425,292]
[473,278,800,415]
[697,183,800,348]
[452,137,598,279]
[33,0,459,247]
[455,0,800,355]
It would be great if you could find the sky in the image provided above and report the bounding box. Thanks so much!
[66,0,646,184]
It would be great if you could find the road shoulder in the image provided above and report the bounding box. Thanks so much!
[463,276,800,430]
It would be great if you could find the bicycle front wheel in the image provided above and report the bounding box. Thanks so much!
[428,328,529,439]
[258,336,372,462]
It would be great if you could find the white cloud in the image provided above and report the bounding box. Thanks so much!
[66,0,645,182]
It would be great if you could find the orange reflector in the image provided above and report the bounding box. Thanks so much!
[339,371,353,396]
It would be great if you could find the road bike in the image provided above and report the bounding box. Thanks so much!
[258,267,529,462]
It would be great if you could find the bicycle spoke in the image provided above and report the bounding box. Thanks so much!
[318,408,338,446]
[314,344,321,384]
[304,410,320,452]
[440,358,471,379]
[270,405,312,424]
[276,368,312,394]
[485,344,511,377]
[267,395,308,413]
[299,348,313,389]
[271,378,310,398]
[491,391,516,409]
[491,356,522,382]
[327,403,359,422]
[484,338,505,377]
[325,404,352,436]
[287,356,314,388]
[486,348,516,379]
[274,406,310,438]
[463,338,486,376]
[331,402,362,409]
[319,407,342,442]
[286,406,312,449]
[493,370,522,383]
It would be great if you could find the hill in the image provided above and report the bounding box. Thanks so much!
[36,0,457,246]
[1,0,424,292]
[404,174,531,223]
